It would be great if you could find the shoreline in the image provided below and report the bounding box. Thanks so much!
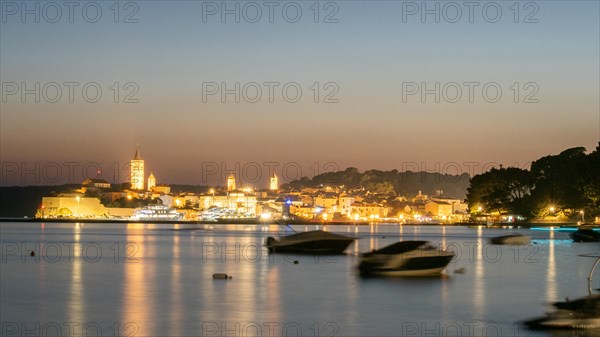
[1,217,595,228]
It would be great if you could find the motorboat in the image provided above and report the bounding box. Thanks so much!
[490,234,531,245]
[571,228,600,242]
[358,240,455,277]
[264,230,356,254]
[523,294,600,330]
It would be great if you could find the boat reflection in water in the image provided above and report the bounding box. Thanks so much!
[358,240,455,277]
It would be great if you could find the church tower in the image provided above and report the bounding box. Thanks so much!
[269,173,278,191]
[227,173,236,192]
[147,172,156,191]
[130,146,144,190]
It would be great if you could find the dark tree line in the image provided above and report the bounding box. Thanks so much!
[466,144,600,219]
[282,167,470,199]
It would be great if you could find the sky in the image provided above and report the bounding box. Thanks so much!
[1,0,599,187]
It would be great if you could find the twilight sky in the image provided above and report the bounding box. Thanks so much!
[1,1,599,186]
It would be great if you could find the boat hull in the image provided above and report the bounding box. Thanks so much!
[571,230,600,242]
[358,249,455,277]
[267,238,355,255]
[265,230,356,255]
[490,235,531,245]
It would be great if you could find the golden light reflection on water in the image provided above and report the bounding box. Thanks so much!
[546,230,557,302]
[169,234,183,336]
[473,226,485,316]
[354,226,360,255]
[265,261,281,324]
[122,224,156,336]
[68,223,84,324]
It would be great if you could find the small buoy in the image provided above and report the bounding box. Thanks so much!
[454,267,466,274]
[293,260,299,264]
[212,273,229,279]
[30,251,35,257]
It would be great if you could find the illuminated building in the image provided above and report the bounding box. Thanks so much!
[147,172,156,191]
[227,173,236,192]
[41,195,108,218]
[198,192,257,215]
[424,200,453,218]
[130,146,145,190]
[270,173,278,190]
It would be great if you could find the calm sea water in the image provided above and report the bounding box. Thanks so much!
[1,222,598,337]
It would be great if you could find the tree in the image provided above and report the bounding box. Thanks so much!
[466,167,533,215]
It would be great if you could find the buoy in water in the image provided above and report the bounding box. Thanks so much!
[212,273,230,279]
[30,251,35,257]
[293,260,299,264]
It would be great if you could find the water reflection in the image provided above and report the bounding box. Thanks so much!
[1,222,587,337]
[546,230,557,302]
[473,225,485,316]
[169,234,182,336]
[68,223,84,324]
[122,224,156,336]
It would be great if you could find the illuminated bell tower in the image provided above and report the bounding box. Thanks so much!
[130,146,145,190]
[270,173,278,191]
[147,172,156,191]
[227,173,236,192]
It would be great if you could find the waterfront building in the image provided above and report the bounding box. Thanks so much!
[338,194,355,216]
[41,194,108,218]
[198,192,257,215]
[314,193,339,209]
[425,200,453,218]
[351,202,390,220]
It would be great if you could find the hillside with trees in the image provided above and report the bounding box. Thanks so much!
[282,167,470,199]
[466,144,600,219]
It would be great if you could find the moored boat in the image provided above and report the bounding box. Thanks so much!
[490,234,531,245]
[523,294,600,330]
[265,230,356,254]
[358,241,455,277]
[571,228,600,242]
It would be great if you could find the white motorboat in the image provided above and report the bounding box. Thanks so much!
[358,241,455,277]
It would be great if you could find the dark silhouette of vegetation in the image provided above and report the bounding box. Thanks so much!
[282,167,470,199]
[0,184,79,218]
[467,144,600,219]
